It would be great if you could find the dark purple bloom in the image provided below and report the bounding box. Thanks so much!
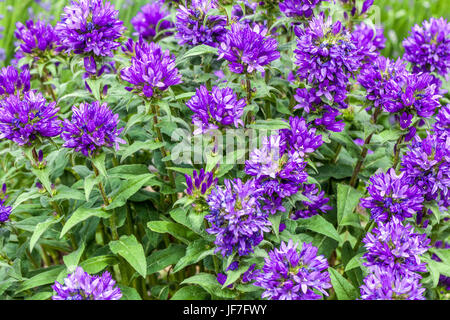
[362,217,430,276]
[55,0,125,57]
[185,168,217,197]
[360,168,424,223]
[186,85,246,135]
[279,0,326,18]
[403,17,450,78]
[0,185,11,223]
[0,91,61,146]
[400,132,450,206]
[360,0,374,15]
[0,65,30,97]
[175,0,227,47]
[433,104,450,140]
[14,19,58,60]
[291,184,332,219]
[52,267,122,300]
[120,38,182,99]
[206,178,271,257]
[253,240,332,300]
[61,101,125,157]
[360,265,426,300]
[218,23,280,74]
[351,22,385,63]
[131,1,173,41]
[279,116,324,157]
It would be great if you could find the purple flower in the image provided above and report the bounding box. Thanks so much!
[351,22,385,63]
[253,240,332,300]
[186,85,246,135]
[185,168,217,196]
[175,0,227,47]
[61,101,125,157]
[0,91,61,146]
[400,132,450,206]
[55,0,125,57]
[402,17,450,78]
[0,65,30,97]
[52,267,122,300]
[131,1,173,41]
[360,265,426,300]
[360,168,424,223]
[279,116,324,157]
[360,0,374,15]
[206,178,271,257]
[279,0,326,18]
[0,185,12,223]
[120,38,182,99]
[14,19,58,59]
[362,217,430,276]
[291,184,332,219]
[218,23,280,74]
[433,104,450,140]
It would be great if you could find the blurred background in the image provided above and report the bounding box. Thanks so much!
[0,0,449,67]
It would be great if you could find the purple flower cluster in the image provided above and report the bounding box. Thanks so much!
[291,184,332,219]
[61,101,125,157]
[0,66,30,97]
[403,17,450,78]
[121,38,182,99]
[293,13,363,131]
[360,168,424,223]
[52,267,122,300]
[253,240,331,300]
[186,85,246,135]
[279,0,326,19]
[175,0,227,47]
[55,0,125,57]
[131,1,173,41]
[14,19,58,59]
[0,91,61,146]
[206,178,271,257]
[218,23,280,74]
[362,217,430,276]
[0,185,12,223]
[360,265,426,300]
[351,22,385,63]
[434,104,450,140]
[400,133,450,207]
[185,168,217,197]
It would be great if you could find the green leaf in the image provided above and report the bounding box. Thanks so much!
[30,216,62,252]
[337,184,363,229]
[63,242,86,273]
[106,174,154,210]
[60,207,111,238]
[181,273,237,299]
[91,153,107,177]
[108,164,150,179]
[109,235,147,278]
[118,285,142,300]
[53,185,85,201]
[176,45,218,66]
[147,244,186,275]
[173,240,214,273]
[85,78,102,101]
[119,140,164,163]
[147,221,198,244]
[18,266,65,292]
[12,188,41,210]
[344,253,364,272]
[79,255,118,274]
[296,215,341,242]
[248,119,291,130]
[31,167,53,195]
[84,174,102,202]
[171,286,210,300]
[328,268,358,300]
[268,213,282,240]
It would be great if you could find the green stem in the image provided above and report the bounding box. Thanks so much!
[245,73,253,124]
[392,135,405,170]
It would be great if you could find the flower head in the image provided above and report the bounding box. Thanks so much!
[402,17,450,77]
[175,0,227,47]
[14,19,59,60]
[206,178,270,257]
[185,168,217,197]
[121,38,182,99]
[0,65,30,97]
[360,168,424,222]
[218,23,280,74]
[186,85,246,135]
[291,184,332,219]
[279,0,325,19]
[131,1,173,40]
[351,22,385,63]
[433,104,450,140]
[0,91,61,146]
[253,240,332,300]
[0,185,12,223]
[55,0,125,57]
[52,267,122,300]
[61,101,125,157]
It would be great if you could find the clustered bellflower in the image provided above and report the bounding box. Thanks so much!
[121,38,182,99]
[0,66,30,97]
[279,0,326,19]
[433,104,450,140]
[402,17,450,78]
[0,184,12,223]
[61,101,125,157]
[360,168,424,222]
[131,1,173,41]
[52,267,122,300]
[217,23,280,74]
[0,91,61,146]
[185,169,218,213]
[293,13,363,132]
[206,178,271,257]
[291,183,332,219]
[253,240,332,300]
[14,19,59,60]
[55,0,126,57]
[351,22,385,63]
[175,0,227,47]
[186,85,246,135]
